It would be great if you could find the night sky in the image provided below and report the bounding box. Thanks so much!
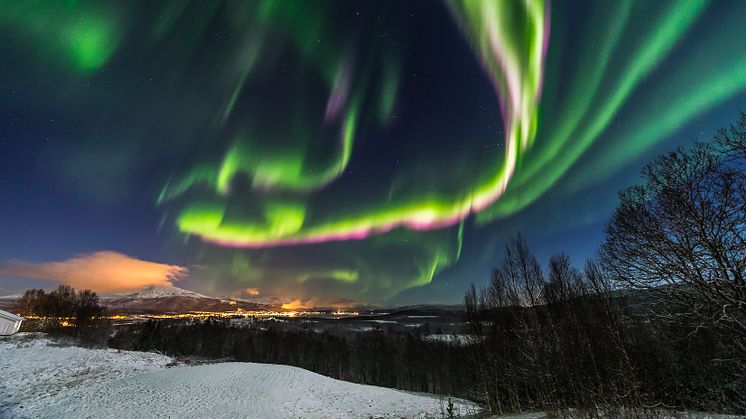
[1,0,745,306]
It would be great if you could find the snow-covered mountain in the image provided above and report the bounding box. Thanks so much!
[102,286,270,314]
[103,285,211,300]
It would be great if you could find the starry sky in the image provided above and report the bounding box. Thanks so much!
[1,0,745,306]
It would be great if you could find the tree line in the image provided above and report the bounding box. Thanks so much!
[465,236,743,416]
[19,285,109,344]
[464,113,746,416]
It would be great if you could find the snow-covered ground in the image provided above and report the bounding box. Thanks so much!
[0,334,174,418]
[0,333,479,418]
[483,411,744,419]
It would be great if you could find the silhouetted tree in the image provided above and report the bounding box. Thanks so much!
[19,285,108,344]
[602,112,746,359]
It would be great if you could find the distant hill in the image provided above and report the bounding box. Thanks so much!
[101,286,273,314]
[352,304,465,323]
[0,286,274,315]
[0,286,470,317]
[104,286,212,300]
[0,294,21,313]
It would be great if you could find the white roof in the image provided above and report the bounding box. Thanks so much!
[0,309,24,322]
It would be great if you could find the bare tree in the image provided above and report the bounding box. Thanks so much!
[602,112,746,359]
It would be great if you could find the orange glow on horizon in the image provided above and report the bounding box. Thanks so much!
[281,299,310,310]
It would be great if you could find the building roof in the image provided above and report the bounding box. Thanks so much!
[0,309,24,322]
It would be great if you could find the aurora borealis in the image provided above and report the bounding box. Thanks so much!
[2,0,746,305]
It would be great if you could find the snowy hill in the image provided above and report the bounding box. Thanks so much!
[0,334,479,418]
[103,285,211,300]
[101,286,270,314]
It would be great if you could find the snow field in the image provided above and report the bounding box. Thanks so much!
[1,334,478,418]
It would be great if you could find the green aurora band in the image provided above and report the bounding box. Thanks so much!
[478,0,746,221]
[171,0,549,248]
[162,0,746,297]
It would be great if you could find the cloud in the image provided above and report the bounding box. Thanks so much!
[281,297,362,310]
[243,288,260,296]
[0,251,187,292]
[281,299,312,310]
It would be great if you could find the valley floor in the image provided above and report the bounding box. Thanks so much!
[0,333,479,418]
